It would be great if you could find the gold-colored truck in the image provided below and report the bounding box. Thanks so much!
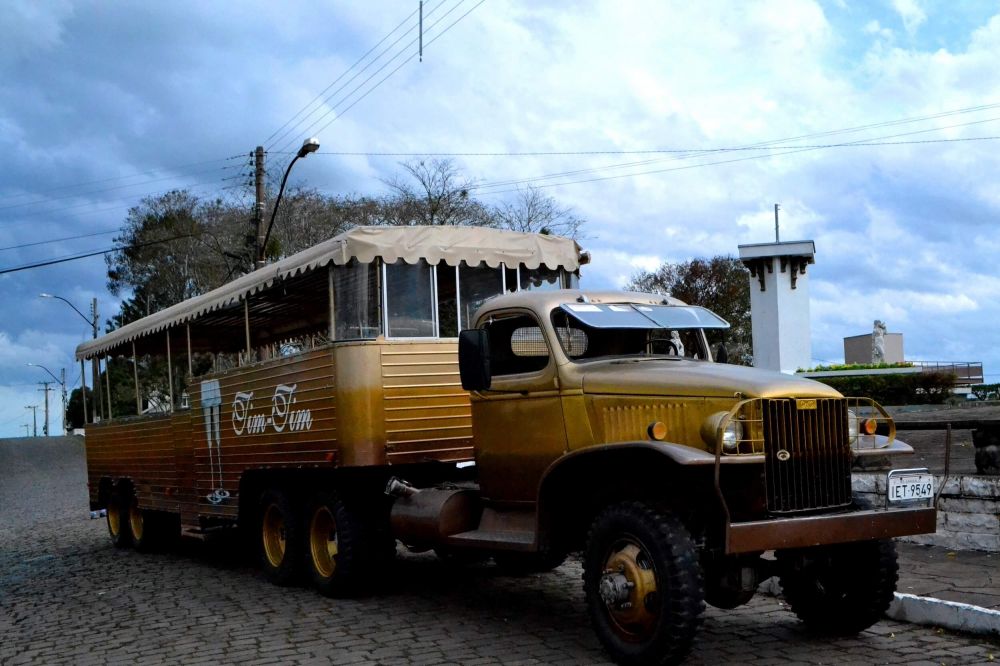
[80,225,936,666]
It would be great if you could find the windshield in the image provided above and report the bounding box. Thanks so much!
[551,303,729,363]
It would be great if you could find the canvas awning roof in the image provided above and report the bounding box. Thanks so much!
[76,225,585,360]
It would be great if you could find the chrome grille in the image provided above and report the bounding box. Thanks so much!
[762,398,852,513]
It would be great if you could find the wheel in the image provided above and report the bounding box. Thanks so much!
[106,489,132,549]
[583,502,704,666]
[778,538,899,635]
[259,489,304,586]
[128,495,152,551]
[305,492,370,597]
[493,548,567,574]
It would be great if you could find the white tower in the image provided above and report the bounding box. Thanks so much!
[737,240,815,374]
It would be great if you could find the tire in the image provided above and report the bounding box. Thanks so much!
[106,489,132,549]
[304,492,370,597]
[128,495,153,552]
[259,489,304,586]
[778,538,899,635]
[583,502,705,666]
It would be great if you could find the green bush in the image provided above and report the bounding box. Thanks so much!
[798,362,913,372]
[813,371,956,406]
[971,384,1000,400]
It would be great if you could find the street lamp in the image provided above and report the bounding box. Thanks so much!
[259,137,320,263]
[27,363,67,435]
[40,292,100,423]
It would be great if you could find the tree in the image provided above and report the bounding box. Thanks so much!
[628,256,752,365]
[106,190,235,324]
[491,185,583,238]
[381,159,491,226]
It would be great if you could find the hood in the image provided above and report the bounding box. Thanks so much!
[580,359,842,399]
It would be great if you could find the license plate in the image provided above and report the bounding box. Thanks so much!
[887,469,934,503]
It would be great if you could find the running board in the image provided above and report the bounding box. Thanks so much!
[444,506,537,552]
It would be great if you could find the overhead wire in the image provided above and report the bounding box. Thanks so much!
[273,0,482,156]
[470,115,1000,194]
[0,228,120,253]
[0,154,245,206]
[264,5,425,150]
[0,233,194,276]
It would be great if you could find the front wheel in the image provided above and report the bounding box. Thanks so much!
[778,538,899,635]
[583,502,704,666]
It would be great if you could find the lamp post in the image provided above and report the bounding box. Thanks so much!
[258,137,320,264]
[40,293,100,423]
[28,363,67,435]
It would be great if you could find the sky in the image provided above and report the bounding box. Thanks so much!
[1,0,999,436]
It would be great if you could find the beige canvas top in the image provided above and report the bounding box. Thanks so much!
[76,225,585,360]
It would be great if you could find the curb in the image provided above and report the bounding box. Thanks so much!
[888,593,1000,637]
[759,579,1000,637]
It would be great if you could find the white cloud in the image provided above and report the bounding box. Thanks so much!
[891,0,927,35]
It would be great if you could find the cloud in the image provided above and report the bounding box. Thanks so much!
[2,2,1000,432]
[892,0,927,36]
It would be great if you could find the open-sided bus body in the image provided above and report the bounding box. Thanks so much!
[80,226,583,533]
[79,225,935,666]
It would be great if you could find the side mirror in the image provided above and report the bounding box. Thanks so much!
[715,342,729,364]
[459,329,491,391]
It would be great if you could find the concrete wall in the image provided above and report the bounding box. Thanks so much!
[844,332,904,364]
[854,473,1000,552]
[746,257,812,374]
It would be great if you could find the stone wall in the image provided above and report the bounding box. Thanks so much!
[854,473,1000,552]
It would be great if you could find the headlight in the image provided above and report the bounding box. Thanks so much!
[722,420,743,453]
[700,411,746,453]
[848,409,859,441]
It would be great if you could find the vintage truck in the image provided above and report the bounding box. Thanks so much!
[79,225,936,666]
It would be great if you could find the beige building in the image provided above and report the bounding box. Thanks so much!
[844,332,904,365]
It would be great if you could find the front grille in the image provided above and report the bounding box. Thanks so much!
[762,398,852,513]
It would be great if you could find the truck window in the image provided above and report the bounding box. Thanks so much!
[485,314,550,375]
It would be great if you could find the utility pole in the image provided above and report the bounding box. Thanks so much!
[91,297,103,422]
[25,405,38,437]
[22,424,30,437]
[60,368,68,434]
[253,146,266,267]
[38,382,53,437]
[774,203,780,242]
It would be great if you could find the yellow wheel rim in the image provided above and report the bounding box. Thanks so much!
[309,506,338,579]
[128,500,144,542]
[603,539,660,641]
[262,504,287,568]
[107,502,121,537]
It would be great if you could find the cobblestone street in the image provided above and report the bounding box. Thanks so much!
[2,437,998,665]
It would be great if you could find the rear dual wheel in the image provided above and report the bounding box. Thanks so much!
[260,490,304,586]
[305,492,369,597]
[106,490,131,549]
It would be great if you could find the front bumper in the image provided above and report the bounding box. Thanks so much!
[726,506,936,554]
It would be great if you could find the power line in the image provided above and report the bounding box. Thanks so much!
[0,163,234,214]
[271,1,451,154]
[471,116,1000,194]
[0,228,120,252]
[264,5,423,149]
[288,0,486,154]
[274,0,482,156]
[0,233,192,276]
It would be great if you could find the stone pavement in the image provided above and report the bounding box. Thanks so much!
[3,437,1000,665]
[896,543,1000,611]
